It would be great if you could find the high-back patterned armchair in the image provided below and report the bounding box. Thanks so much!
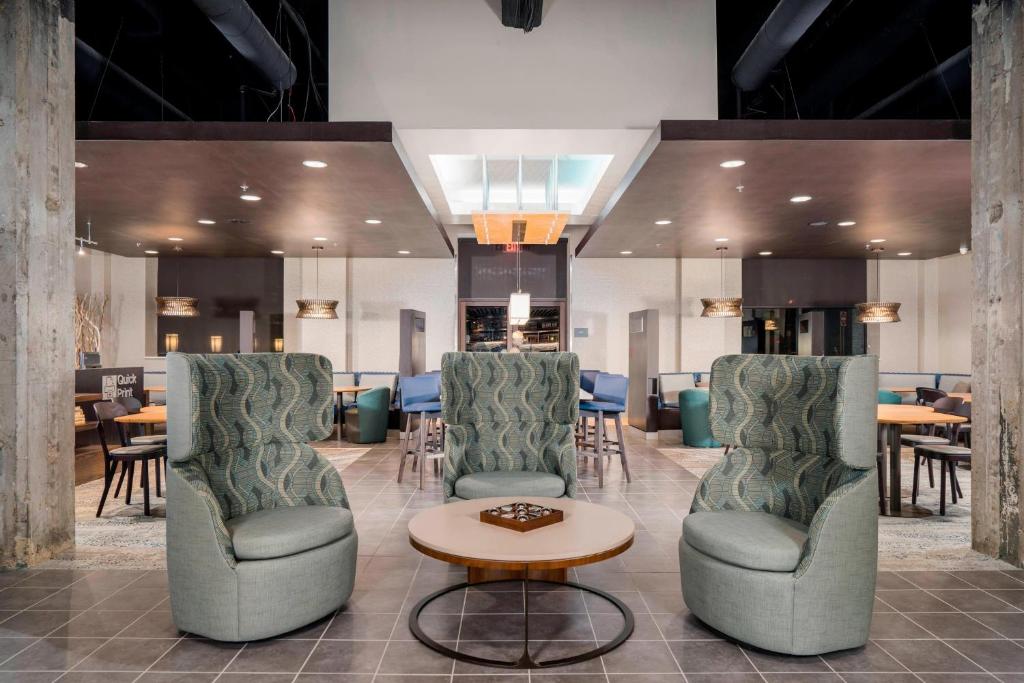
[680,354,878,655]
[441,352,579,501]
[166,353,358,642]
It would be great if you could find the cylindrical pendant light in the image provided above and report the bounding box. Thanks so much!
[701,246,742,318]
[296,245,339,319]
[156,246,199,318]
[857,246,901,323]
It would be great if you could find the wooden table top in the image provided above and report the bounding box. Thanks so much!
[885,387,919,394]
[75,392,103,403]
[335,386,372,394]
[877,404,968,425]
[146,385,166,393]
[408,497,635,570]
[115,407,167,424]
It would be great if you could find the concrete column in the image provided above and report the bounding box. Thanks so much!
[0,0,76,568]
[971,0,1024,566]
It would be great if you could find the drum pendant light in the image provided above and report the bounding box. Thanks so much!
[700,246,742,318]
[296,245,339,319]
[155,246,200,318]
[857,246,901,323]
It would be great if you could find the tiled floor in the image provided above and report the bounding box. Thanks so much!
[3,431,1024,681]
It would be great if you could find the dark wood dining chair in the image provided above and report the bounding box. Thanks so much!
[911,402,970,515]
[915,387,947,406]
[92,401,165,517]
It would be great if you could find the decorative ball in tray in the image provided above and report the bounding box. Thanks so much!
[480,502,564,532]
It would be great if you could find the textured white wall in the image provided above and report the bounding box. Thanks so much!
[74,250,149,368]
[348,258,457,372]
[873,260,921,372]
[679,258,742,372]
[283,257,348,372]
[935,253,972,373]
[570,258,678,376]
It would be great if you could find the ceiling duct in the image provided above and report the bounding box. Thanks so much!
[502,0,542,32]
[732,0,832,92]
[192,0,297,90]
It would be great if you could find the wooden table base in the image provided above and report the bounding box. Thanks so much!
[468,566,567,584]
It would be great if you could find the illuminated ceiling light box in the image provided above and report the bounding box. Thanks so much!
[472,212,569,245]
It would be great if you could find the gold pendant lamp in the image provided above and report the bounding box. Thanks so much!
[296,245,339,319]
[700,246,743,318]
[857,246,901,323]
[155,246,200,318]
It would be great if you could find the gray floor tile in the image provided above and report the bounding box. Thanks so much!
[375,639,451,674]
[323,612,399,640]
[668,640,757,673]
[150,637,243,672]
[72,637,177,672]
[945,638,1024,672]
[821,642,906,672]
[931,589,1021,612]
[743,648,830,672]
[877,638,984,673]
[906,612,1000,639]
[226,639,318,673]
[0,611,75,638]
[0,637,106,672]
[50,610,145,638]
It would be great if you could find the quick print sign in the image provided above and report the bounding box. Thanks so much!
[101,372,138,400]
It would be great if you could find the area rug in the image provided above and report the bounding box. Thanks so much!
[657,444,1013,571]
[45,446,371,570]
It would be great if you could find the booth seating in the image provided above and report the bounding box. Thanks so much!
[397,374,444,489]
[681,354,878,655]
[442,352,579,501]
[344,386,390,444]
[354,371,398,405]
[679,389,721,448]
[166,352,357,642]
[579,373,631,487]
[646,372,703,432]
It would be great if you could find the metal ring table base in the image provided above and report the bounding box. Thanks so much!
[408,578,634,669]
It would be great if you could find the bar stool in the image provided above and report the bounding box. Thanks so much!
[93,401,165,517]
[576,369,599,445]
[578,373,631,488]
[397,374,444,490]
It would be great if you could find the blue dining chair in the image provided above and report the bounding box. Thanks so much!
[397,374,444,489]
[579,372,631,487]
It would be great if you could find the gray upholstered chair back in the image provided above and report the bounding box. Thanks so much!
[167,352,334,463]
[708,354,877,469]
[440,352,579,426]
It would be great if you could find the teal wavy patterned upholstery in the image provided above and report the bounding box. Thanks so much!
[691,446,866,527]
[181,353,334,458]
[173,458,237,566]
[708,354,877,468]
[441,352,579,500]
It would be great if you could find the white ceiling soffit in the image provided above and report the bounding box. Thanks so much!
[395,129,655,230]
[328,0,718,129]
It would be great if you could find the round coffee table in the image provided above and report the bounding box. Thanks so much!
[407,496,636,669]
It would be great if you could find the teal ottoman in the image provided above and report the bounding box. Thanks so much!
[680,389,721,448]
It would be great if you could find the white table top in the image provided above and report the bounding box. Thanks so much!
[408,496,635,566]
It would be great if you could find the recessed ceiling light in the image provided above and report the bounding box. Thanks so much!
[313,236,328,242]
[74,161,88,169]
[168,237,183,242]
[364,219,382,225]
[714,237,729,243]
[654,219,672,225]
[869,238,886,243]
[759,251,773,256]
[302,160,328,168]
[240,193,261,201]
[898,252,912,256]
[720,160,746,168]
[790,195,812,203]
[620,250,633,255]
[397,250,411,255]
[837,220,856,227]
[270,250,285,255]
[144,250,159,255]
[197,219,216,225]
[808,221,828,227]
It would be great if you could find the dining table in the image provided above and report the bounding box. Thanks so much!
[877,404,968,517]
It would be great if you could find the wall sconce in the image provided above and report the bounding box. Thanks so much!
[209,335,223,353]
[273,337,284,353]
[164,333,180,353]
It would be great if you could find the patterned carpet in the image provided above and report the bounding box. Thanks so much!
[658,444,1003,571]
[54,444,370,570]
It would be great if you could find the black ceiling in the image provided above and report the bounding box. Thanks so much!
[75,0,328,122]
[717,0,971,120]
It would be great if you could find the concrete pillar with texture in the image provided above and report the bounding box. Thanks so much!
[972,0,1024,566]
[0,0,76,568]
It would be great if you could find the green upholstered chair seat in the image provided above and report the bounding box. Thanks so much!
[683,511,809,572]
[226,505,355,561]
[453,471,567,500]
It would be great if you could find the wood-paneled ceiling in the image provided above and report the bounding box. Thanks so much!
[75,123,452,258]
[577,120,970,259]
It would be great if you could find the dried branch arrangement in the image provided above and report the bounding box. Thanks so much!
[74,293,107,368]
